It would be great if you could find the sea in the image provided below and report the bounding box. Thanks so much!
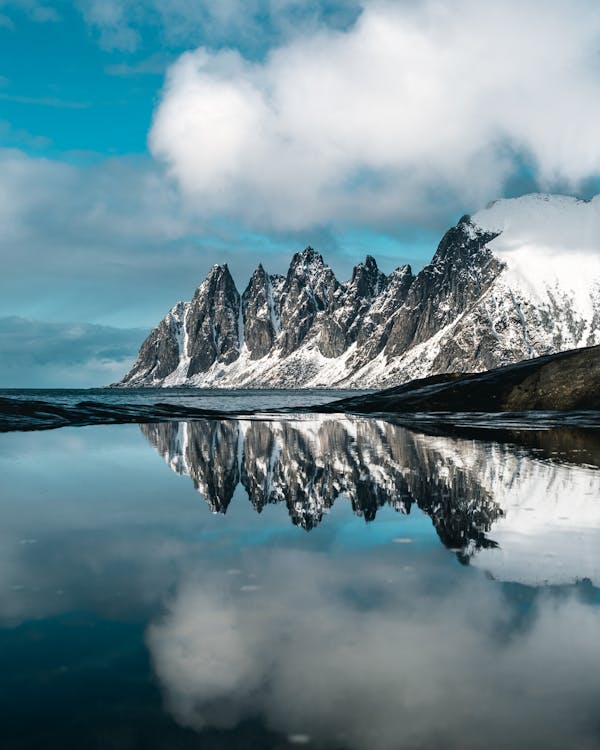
[1,388,599,750]
[0,387,365,412]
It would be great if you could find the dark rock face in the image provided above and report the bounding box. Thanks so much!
[278,247,340,356]
[330,344,600,413]
[185,419,240,513]
[320,254,388,358]
[186,264,242,377]
[384,219,502,358]
[242,265,281,360]
[119,302,186,385]
[352,264,413,366]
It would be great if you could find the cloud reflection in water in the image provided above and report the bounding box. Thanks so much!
[148,547,600,750]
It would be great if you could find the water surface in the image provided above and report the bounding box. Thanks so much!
[0,387,366,412]
[1,412,599,749]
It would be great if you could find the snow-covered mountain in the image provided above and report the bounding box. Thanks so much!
[118,194,600,388]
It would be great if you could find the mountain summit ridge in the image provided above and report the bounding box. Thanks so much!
[117,194,600,388]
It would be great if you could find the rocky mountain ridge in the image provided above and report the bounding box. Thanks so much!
[118,194,600,388]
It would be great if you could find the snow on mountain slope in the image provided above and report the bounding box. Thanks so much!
[474,194,600,349]
[118,194,600,388]
[343,195,600,387]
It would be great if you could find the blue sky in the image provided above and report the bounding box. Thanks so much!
[1,0,600,385]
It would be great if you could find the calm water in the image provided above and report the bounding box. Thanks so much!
[0,387,368,412]
[1,402,600,749]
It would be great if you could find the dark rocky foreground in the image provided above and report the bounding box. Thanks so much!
[326,343,600,414]
[0,398,237,432]
[1,344,599,432]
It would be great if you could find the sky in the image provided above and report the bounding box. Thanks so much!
[1,0,600,386]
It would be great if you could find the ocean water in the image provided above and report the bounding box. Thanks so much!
[1,401,600,749]
[0,387,368,412]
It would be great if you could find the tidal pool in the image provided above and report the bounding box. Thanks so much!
[1,415,599,749]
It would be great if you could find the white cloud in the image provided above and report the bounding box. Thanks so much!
[149,0,600,230]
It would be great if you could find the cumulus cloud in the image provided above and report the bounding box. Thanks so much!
[149,0,600,230]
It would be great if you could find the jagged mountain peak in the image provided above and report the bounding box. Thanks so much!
[242,262,281,359]
[388,264,412,280]
[194,262,238,297]
[297,245,321,260]
[247,263,268,283]
[348,255,386,299]
[351,253,378,275]
[207,262,231,276]
[118,193,600,388]
[429,216,499,269]
[289,246,328,276]
[350,253,378,271]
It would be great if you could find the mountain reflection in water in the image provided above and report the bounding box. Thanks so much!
[2,419,600,749]
[142,416,600,584]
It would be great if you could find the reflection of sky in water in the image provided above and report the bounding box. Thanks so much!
[1,421,600,749]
